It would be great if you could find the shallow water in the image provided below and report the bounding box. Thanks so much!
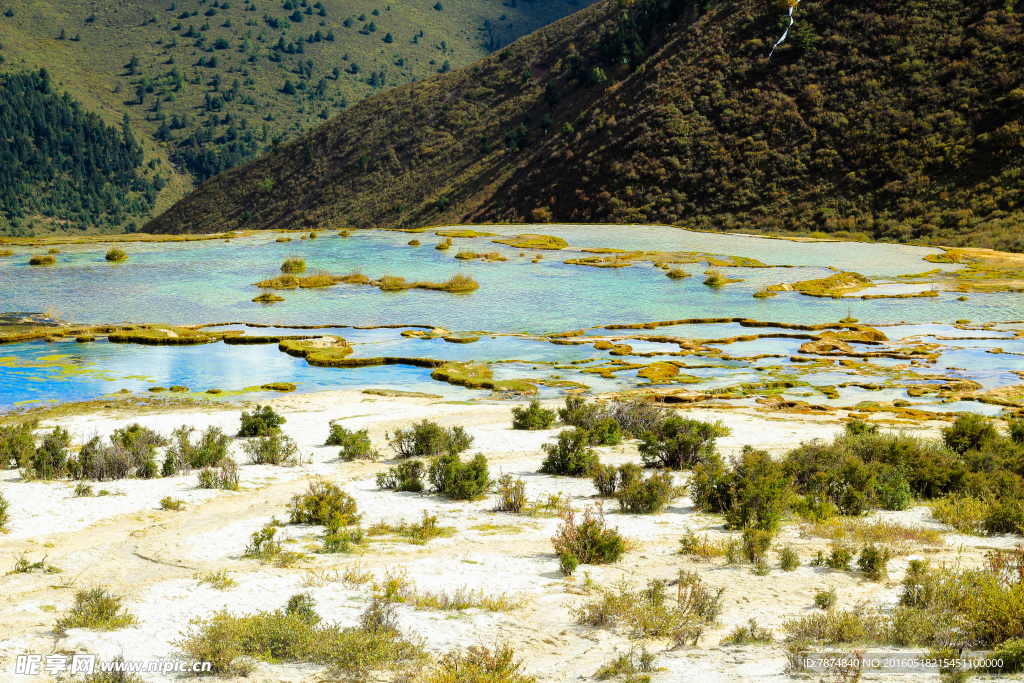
[3,225,1018,332]
[2,225,1021,410]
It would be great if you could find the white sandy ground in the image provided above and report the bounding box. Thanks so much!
[0,393,1019,682]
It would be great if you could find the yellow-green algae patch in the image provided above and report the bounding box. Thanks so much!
[436,229,498,238]
[430,361,536,394]
[108,326,243,346]
[277,336,355,366]
[492,234,567,250]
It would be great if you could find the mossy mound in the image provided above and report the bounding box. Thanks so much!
[105,248,128,262]
[169,385,189,392]
[224,334,317,345]
[253,293,285,303]
[408,239,421,246]
[376,273,479,293]
[29,254,56,266]
[638,362,681,383]
[338,230,351,237]
[492,234,567,250]
[435,237,453,250]
[278,336,355,366]
[430,361,536,394]
[666,268,690,279]
[436,229,497,238]
[0,249,13,257]
[75,335,96,343]
[442,336,480,344]
[276,237,292,243]
[703,269,744,287]
[108,326,239,346]
[767,272,872,298]
[206,389,222,394]
[148,386,167,392]
[280,257,306,274]
[261,382,297,392]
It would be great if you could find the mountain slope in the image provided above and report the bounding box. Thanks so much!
[0,0,595,234]
[146,0,1024,252]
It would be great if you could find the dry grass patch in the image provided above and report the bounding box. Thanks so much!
[194,569,237,590]
[679,531,738,562]
[54,588,137,633]
[426,644,536,683]
[800,517,944,553]
[929,495,990,535]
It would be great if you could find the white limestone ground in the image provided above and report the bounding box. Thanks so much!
[0,392,1013,682]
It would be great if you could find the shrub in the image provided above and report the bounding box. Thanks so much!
[289,478,360,526]
[493,474,526,513]
[29,254,56,265]
[725,447,792,532]
[741,528,774,564]
[197,459,240,490]
[679,532,735,561]
[825,546,853,570]
[943,413,999,455]
[0,490,9,532]
[595,646,655,681]
[0,421,36,469]
[326,422,377,460]
[779,546,800,571]
[615,470,678,514]
[239,404,286,436]
[511,399,555,430]
[376,459,425,492]
[427,453,491,500]
[195,569,237,590]
[552,503,624,573]
[638,416,730,470]
[558,395,601,430]
[588,417,622,446]
[591,462,618,497]
[689,454,733,514]
[242,431,299,465]
[857,544,891,580]
[930,494,990,534]
[573,572,723,645]
[389,420,472,458]
[30,427,72,479]
[876,465,913,510]
[72,436,153,480]
[163,425,232,475]
[603,398,668,438]
[539,428,598,477]
[814,588,837,610]
[105,247,127,262]
[723,619,774,645]
[1010,417,1024,444]
[53,588,137,634]
[160,496,185,511]
[244,521,284,560]
[426,644,536,683]
[173,601,423,675]
[985,500,1024,535]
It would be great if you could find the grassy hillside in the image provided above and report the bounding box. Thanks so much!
[0,0,595,235]
[144,0,1024,252]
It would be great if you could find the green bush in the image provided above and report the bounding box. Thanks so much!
[427,453,491,500]
[289,478,361,526]
[238,405,286,437]
[493,474,526,513]
[615,469,677,514]
[30,427,72,479]
[603,398,668,438]
[876,465,913,511]
[725,447,792,532]
[163,425,232,475]
[638,416,730,470]
[1009,417,1024,445]
[591,462,619,497]
[326,422,378,460]
[539,428,598,477]
[73,434,159,481]
[242,431,298,465]
[857,544,891,581]
[689,454,733,514]
[389,420,472,458]
[376,459,425,493]
[984,500,1024,535]
[814,588,837,610]
[588,418,622,446]
[285,592,321,625]
[511,399,555,430]
[0,420,36,470]
[558,394,602,430]
[53,588,137,634]
[197,459,240,490]
[943,413,999,455]
[0,490,9,532]
[551,504,624,574]
[826,546,853,570]
[779,546,800,571]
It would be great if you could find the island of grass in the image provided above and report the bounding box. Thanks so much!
[703,269,744,286]
[436,229,498,238]
[252,292,285,303]
[105,248,128,262]
[666,267,690,279]
[280,257,306,274]
[29,254,56,266]
[454,250,506,262]
[764,271,872,298]
[492,234,568,250]
[430,361,536,393]
[564,250,769,269]
[278,336,355,366]
[253,272,475,293]
[108,326,242,346]
[0,249,13,257]
[435,237,453,250]
[377,273,479,293]
[254,272,368,289]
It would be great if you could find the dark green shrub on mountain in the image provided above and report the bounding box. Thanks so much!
[511,399,555,430]
[638,416,730,470]
[239,405,286,436]
[540,428,598,477]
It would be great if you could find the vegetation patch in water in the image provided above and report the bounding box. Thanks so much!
[253,292,285,303]
[377,273,479,293]
[431,361,536,394]
[280,257,306,274]
[278,336,355,366]
[261,382,297,392]
[108,326,239,346]
[703,269,744,287]
[492,234,567,250]
[29,254,56,266]
[105,248,127,262]
[436,229,497,238]
[454,250,506,261]
[765,271,872,298]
